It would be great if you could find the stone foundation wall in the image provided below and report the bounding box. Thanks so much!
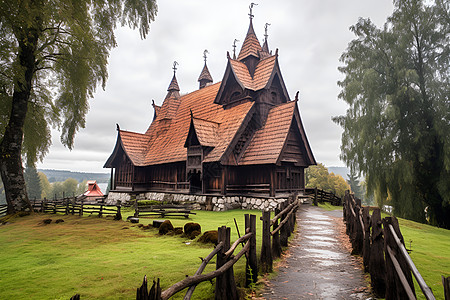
[106,191,291,211]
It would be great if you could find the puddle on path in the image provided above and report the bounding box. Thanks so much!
[304,240,334,247]
[304,235,337,242]
[301,220,333,226]
[303,248,345,260]
[302,226,334,235]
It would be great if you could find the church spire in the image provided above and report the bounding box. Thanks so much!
[198,50,213,89]
[166,61,180,99]
[237,3,262,61]
[262,23,270,53]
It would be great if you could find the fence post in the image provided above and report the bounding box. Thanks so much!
[116,200,122,220]
[260,210,272,273]
[383,217,416,300]
[351,204,364,255]
[245,214,257,288]
[65,199,70,215]
[369,208,386,298]
[80,200,84,216]
[280,201,288,247]
[313,188,318,206]
[443,276,450,300]
[362,206,371,272]
[272,207,282,259]
[215,226,237,300]
[99,204,103,218]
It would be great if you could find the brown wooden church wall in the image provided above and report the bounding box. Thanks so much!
[115,161,187,192]
[275,165,305,193]
[114,153,134,189]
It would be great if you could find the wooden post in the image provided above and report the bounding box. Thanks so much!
[80,200,84,216]
[280,201,288,247]
[362,206,371,272]
[134,198,139,217]
[369,208,386,298]
[270,167,275,197]
[272,207,282,259]
[351,205,363,255]
[221,166,227,195]
[116,201,122,220]
[443,276,450,300]
[260,211,273,273]
[313,187,318,206]
[99,204,103,218]
[245,214,257,288]
[65,199,69,215]
[383,217,416,300]
[215,226,237,300]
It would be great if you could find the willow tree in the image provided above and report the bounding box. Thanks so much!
[0,1,157,214]
[334,0,449,227]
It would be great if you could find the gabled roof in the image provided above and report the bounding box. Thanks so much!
[239,101,296,165]
[239,101,316,166]
[237,19,262,61]
[106,83,255,167]
[185,117,219,148]
[84,180,104,197]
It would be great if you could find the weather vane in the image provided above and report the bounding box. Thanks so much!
[203,49,209,63]
[172,61,178,75]
[264,23,271,42]
[249,3,258,20]
[232,39,239,58]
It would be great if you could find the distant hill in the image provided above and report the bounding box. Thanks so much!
[38,169,110,183]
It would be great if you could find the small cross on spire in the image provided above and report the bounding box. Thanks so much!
[249,3,258,20]
[264,23,271,42]
[172,61,178,75]
[232,39,239,59]
[203,49,209,63]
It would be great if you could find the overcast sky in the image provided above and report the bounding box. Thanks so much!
[36,0,394,174]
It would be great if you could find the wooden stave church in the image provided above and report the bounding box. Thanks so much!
[104,16,316,197]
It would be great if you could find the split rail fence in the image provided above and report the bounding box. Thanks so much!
[0,204,7,217]
[343,191,449,300]
[305,187,342,206]
[30,198,122,220]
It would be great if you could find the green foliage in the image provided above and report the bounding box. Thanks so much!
[306,163,351,197]
[0,0,157,210]
[24,164,41,200]
[38,172,51,199]
[334,0,450,227]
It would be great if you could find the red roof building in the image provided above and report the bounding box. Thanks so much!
[104,15,316,197]
[83,180,104,197]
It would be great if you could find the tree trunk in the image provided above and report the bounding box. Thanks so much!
[0,26,39,214]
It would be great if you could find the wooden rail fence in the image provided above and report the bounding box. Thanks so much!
[343,190,448,300]
[30,198,122,220]
[260,197,298,273]
[305,187,342,206]
[136,213,258,300]
[0,204,7,217]
[133,197,299,300]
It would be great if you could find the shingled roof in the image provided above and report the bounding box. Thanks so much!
[237,19,262,61]
[105,16,315,170]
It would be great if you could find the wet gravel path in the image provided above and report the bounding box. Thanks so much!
[262,204,370,300]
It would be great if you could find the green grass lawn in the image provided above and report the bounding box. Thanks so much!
[0,209,263,300]
[1,205,448,299]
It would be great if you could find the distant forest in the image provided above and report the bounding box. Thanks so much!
[37,169,109,183]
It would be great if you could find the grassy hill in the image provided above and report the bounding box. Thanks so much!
[38,169,110,183]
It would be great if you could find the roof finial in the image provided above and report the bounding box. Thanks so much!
[249,3,258,20]
[172,61,178,75]
[232,39,239,59]
[264,23,271,42]
[203,49,209,63]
